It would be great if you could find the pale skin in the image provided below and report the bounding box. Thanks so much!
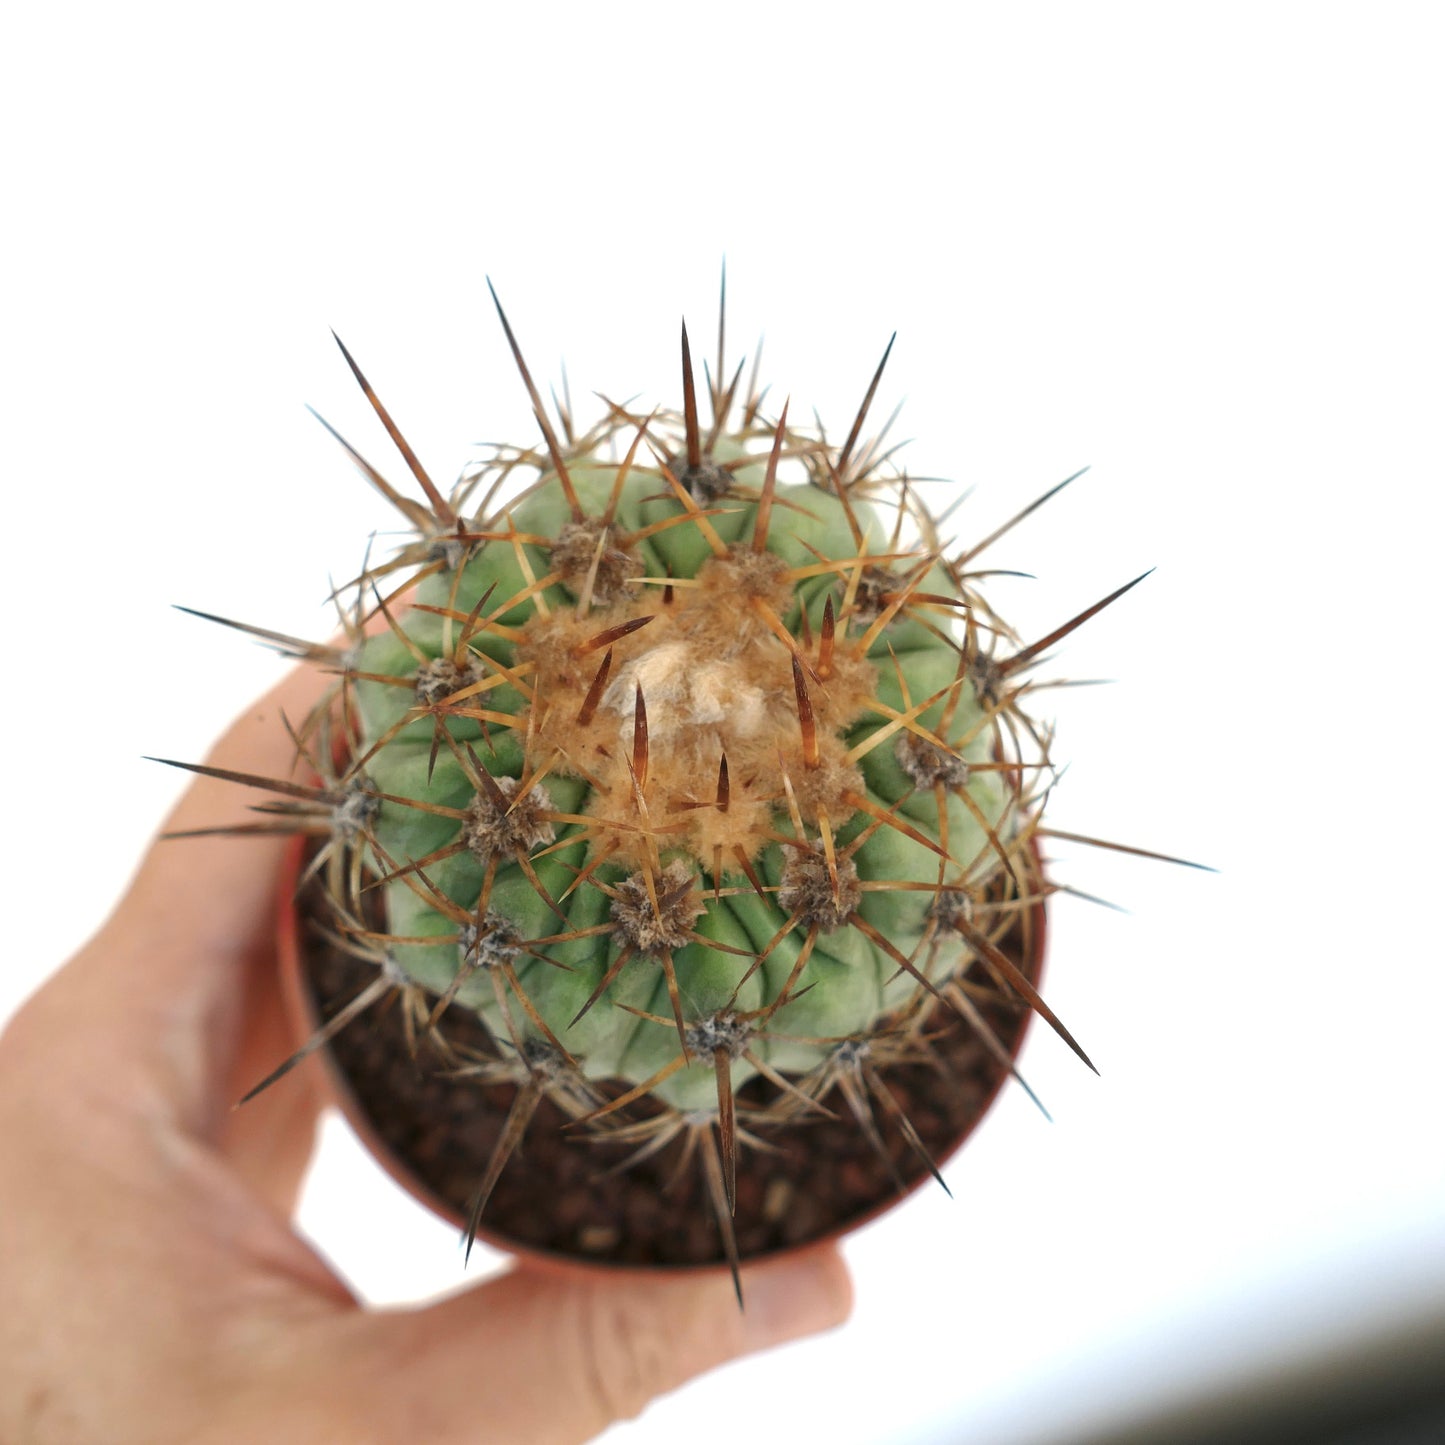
[0,668,852,1445]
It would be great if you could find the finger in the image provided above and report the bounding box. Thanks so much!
[120,661,333,963]
[213,923,327,1216]
[330,1247,853,1445]
[48,663,333,1135]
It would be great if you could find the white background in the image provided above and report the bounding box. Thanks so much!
[3,4,1442,1441]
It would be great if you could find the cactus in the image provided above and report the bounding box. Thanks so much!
[159,279,1173,1293]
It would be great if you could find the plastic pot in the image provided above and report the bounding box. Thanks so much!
[275,834,1048,1274]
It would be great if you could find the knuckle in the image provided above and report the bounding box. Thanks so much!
[573,1285,675,1425]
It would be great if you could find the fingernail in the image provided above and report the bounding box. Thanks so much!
[741,1247,854,1348]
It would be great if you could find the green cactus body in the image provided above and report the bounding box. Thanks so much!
[352,429,1016,1115]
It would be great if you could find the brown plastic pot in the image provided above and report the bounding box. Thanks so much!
[276,834,1048,1275]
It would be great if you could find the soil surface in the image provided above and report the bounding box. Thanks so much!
[301,879,1045,1268]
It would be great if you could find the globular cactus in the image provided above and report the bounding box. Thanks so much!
[163,281,1161,1290]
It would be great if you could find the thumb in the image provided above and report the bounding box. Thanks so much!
[343,1246,852,1444]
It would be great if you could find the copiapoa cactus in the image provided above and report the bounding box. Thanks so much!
[159,278,1186,1296]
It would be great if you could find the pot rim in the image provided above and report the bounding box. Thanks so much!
[274,834,1049,1277]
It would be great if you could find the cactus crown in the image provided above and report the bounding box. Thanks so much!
[162,280,1173,1292]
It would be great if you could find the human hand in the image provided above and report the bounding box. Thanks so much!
[0,668,852,1445]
